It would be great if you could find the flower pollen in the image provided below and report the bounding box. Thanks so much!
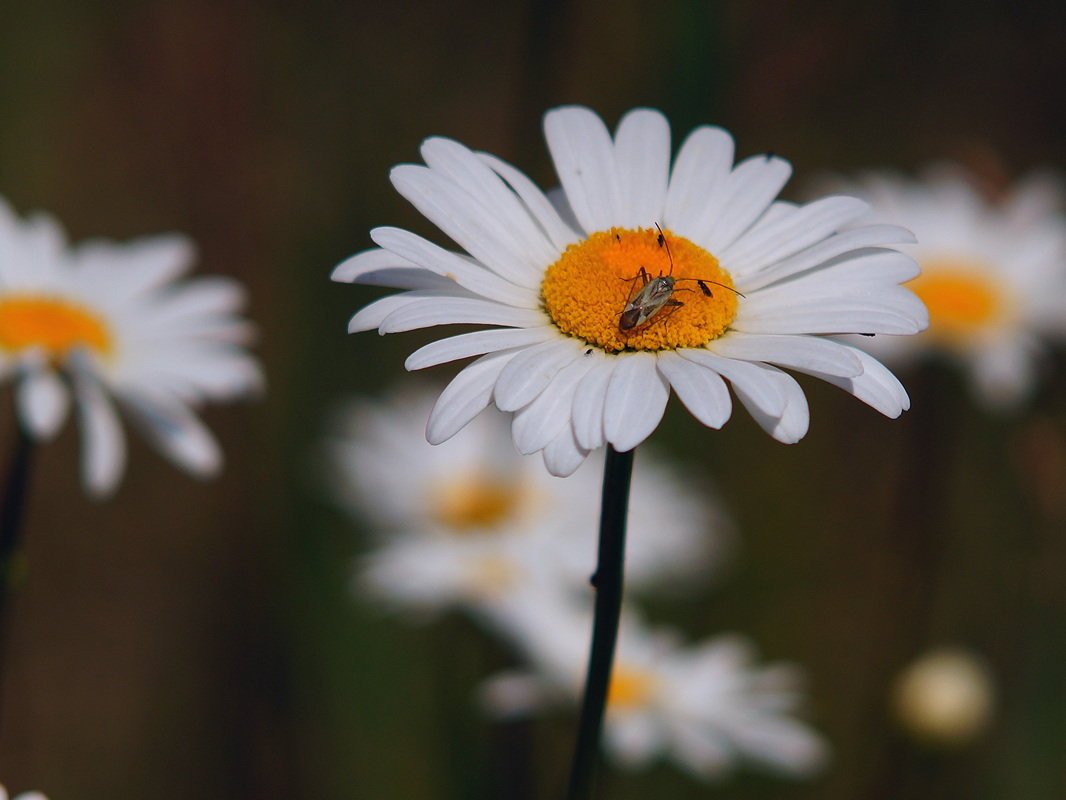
[909,259,1008,342]
[541,227,738,353]
[0,295,112,360]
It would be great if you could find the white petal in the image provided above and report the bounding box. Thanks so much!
[678,350,786,417]
[493,338,583,412]
[686,356,809,443]
[664,125,735,237]
[74,234,195,301]
[144,276,245,320]
[571,354,615,450]
[614,108,671,228]
[603,714,661,766]
[736,290,927,336]
[331,247,452,289]
[750,367,809,443]
[479,671,552,717]
[544,106,621,234]
[348,289,485,334]
[347,292,435,334]
[511,354,597,454]
[669,725,735,779]
[603,352,669,452]
[730,717,829,775]
[970,337,1036,409]
[426,349,521,444]
[721,195,870,276]
[420,137,560,268]
[379,295,545,334]
[737,225,917,292]
[371,226,536,307]
[119,392,222,477]
[542,424,590,477]
[478,152,580,252]
[753,248,922,296]
[656,350,732,429]
[15,361,69,439]
[707,332,863,377]
[814,344,910,417]
[405,326,557,370]
[700,155,792,253]
[70,361,126,497]
[390,164,542,288]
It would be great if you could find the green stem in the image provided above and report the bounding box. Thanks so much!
[564,445,635,800]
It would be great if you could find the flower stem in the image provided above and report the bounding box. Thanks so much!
[565,445,634,800]
[1,423,33,609]
[0,422,34,727]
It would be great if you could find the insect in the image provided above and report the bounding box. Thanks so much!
[618,225,742,332]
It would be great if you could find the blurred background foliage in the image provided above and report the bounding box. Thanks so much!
[1,0,1065,798]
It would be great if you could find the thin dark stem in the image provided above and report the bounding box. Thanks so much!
[1,423,34,604]
[564,445,635,800]
[0,421,34,736]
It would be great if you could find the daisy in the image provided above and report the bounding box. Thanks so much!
[325,386,728,617]
[828,166,1066,408]
[480,597,827,780]
[334,105,926,476]
[0,197,262,496]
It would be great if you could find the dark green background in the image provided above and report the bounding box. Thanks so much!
[1,1,1065,798]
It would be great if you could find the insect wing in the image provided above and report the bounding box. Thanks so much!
[619,276,676,331]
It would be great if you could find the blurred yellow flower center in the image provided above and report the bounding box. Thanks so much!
[607,666,657,710]
[471,555,519,595]
[0,295,112,359]
[432,474,525,531]
[909,260,1006,342]
[541,227,738,353]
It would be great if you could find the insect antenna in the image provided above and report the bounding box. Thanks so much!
[654,222,674,275]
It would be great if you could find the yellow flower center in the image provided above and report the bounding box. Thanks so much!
[541,227,738,353]
[909,259,1007,343]
[431,473,526,531]
[0,295,113,360]
[608,666,657,710]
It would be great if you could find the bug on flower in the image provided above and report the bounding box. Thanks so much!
[618,225,742,333]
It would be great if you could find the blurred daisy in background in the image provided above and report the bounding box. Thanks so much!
[480,595,827,781]
[324,385,729,621]
[0,197,263,496]
[0,785,48,800]
[334,105,925,475]
[828,166,1066,409]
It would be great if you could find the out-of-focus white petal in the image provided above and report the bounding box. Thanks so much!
[70,357,126,498]
[119,391,222,477]
[14,355,69,439]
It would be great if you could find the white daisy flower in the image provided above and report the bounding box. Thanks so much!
[326,386,728,618]
[334,105,926,476]
[829,165,1066,408]
[0,196,263,496]
[480,597,827,780]
[0,785,48,800]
